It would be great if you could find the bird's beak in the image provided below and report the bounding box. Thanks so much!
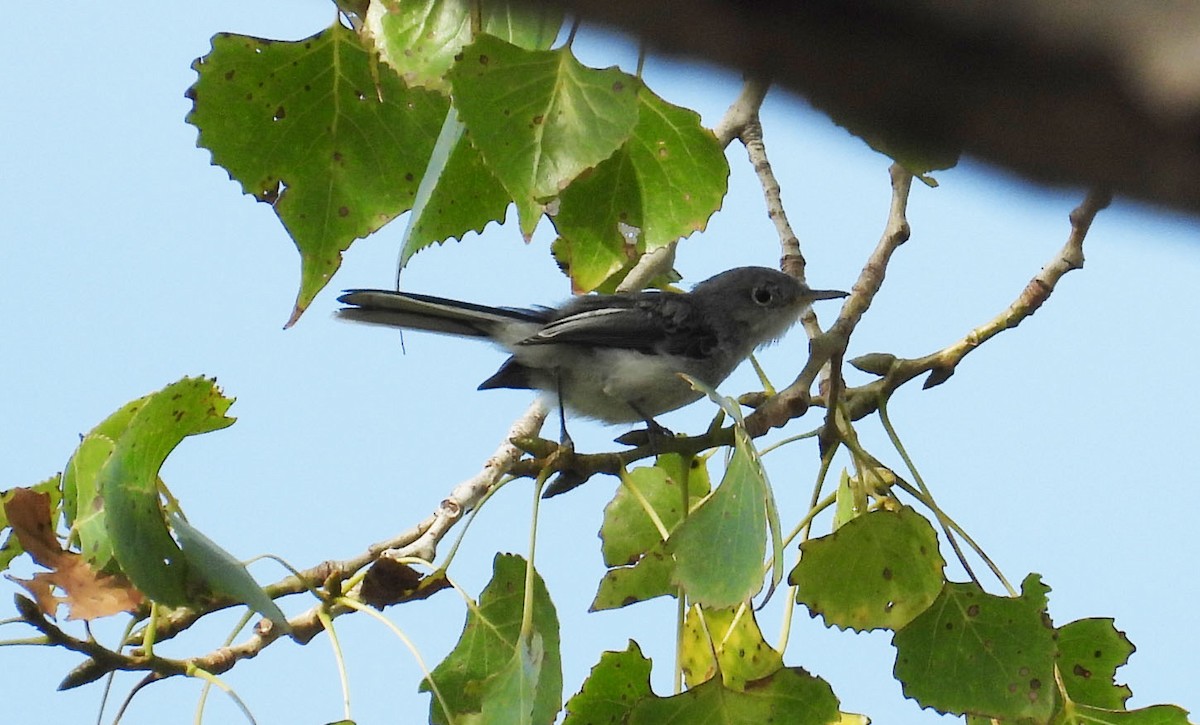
[802,288,850,301]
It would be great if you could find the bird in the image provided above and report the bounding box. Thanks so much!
[335,266,847,441]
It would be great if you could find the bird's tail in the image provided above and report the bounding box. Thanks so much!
[336,289,549,339]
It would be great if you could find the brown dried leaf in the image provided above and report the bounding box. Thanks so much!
[3,487,143,620]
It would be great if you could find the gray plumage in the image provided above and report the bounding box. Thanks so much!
[336,267,846,425]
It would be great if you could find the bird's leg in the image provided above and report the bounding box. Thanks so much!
[613,403,675,448]
[540,373,589,498]
[555,372,574,453]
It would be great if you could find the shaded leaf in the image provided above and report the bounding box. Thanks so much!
[423,553,561,725]
[791,506,946,631]
[562,641,653,725]
[667,433,767,608]
[479,632,544,725]
[399,107,511,266]
[600,462,705,568]
[1058,703,1192,724]
[361,559,450,608]
[591,544,674,611]
[893,573,1056,721]
[187,23,448,324]
[367,0,562,93]
[171,514,289,632]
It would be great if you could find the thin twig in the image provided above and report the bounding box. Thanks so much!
[835,187,1112,420]
[744,164,914,437]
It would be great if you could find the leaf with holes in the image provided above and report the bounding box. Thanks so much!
[790,506,946,632]
[1057,618,1133,710]
[187,22,448,325]
[98,378,236,606]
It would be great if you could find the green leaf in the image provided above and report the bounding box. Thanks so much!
[98,378,236,606]
[592,455,712,611]
[591,543,674,611]
[187,23,448,324]
[667,433,767,608]
[600,461,706,568]
[790,506,946,631]
[1057,618,1133,710]
[398,107,511,267]
[368,0,562,93]
[423,553,561,725]
[63,435,118,569]
[562,641,653,725]
[553,85,729,292]
[449,34,640,237]
[1058,703,1192,724]
[170,514,290,632]
[628,667,839,725]
[478,632,544,725]
[892,573,1056,721]
[680,605,783,691]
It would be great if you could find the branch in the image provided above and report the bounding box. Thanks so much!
[713,77,769,147]
[744,163,914,436]
[387,402,548,561]
[839,187,1112,418]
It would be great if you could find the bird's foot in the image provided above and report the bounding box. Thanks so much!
[613,419,675,449]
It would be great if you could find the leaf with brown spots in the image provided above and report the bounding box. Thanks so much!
[1057,617,1134,710]
[680,604,783,691]
[187,22,448,325]
[893,573,1056,721]
[790,505,946,632]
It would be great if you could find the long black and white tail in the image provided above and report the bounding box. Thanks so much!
[336,289,548,339]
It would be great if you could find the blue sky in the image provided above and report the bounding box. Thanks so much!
[2,3,1197,724]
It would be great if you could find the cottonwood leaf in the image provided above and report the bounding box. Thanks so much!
[791,506,946,631]
[1057,618,1134,710]
[367,0,562,93]
[666,435,766,608]
[187,22,447,325]
[680,605,783,691]
[893,573,1056,721]
[98,377,235,606]
[171,514,289,632]
[450,34,639,237]
[3,488,143,620]
[628,666,839,725]
[553,86,728,292]
[562,641,653,725]
[423,553,561,725]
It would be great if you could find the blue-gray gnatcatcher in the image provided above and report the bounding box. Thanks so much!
[336,266,846,437]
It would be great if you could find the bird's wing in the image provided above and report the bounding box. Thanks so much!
[520,294,716,356]
[336,289,549,338]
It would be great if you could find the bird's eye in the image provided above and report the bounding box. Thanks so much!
[752,286,774,306]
